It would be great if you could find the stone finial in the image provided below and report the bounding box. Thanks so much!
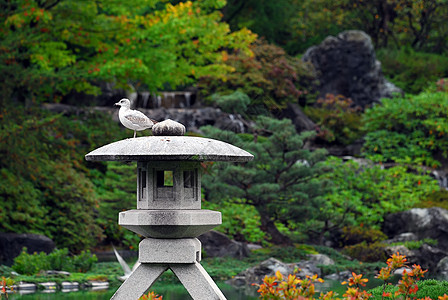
[152,119,186,136]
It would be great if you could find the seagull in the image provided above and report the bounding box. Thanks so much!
[115,98,154,138]
[113,246,140,282]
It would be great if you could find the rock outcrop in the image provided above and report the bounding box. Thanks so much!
[198,230,250,259]
[302,30,402,108]
[383,207,448,249]
[383,207,448,275]
[0,233,55,266]
[226,254,334,287]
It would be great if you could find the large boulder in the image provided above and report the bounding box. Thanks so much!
[198,230,250,259]
[302,30,402,108]
[383,207,448,249]
[385,244,448,271]
[226,254,333,287]
[0,233,55,266]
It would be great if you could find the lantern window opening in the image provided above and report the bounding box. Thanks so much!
[157,170,174,187]
[183,170,195,188]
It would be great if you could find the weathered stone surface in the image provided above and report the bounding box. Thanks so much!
[384,232,418,244]
[152,119,186,136]
[85,136,254,162]
[385,244,448,271]
[383,207,448,249]
[302,30,402,108]
[306,254,335,266]
[139,238,201,263]
[278,103,316,133]
[198,230,250,259]
[435,256,448,280]
[0,233,55,266]
[226,256,325,287]
[119,209,222,238]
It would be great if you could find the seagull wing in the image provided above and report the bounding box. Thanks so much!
[123,110,153,128]
[113,247,132,276]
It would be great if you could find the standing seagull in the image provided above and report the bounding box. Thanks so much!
[115,98,154,138]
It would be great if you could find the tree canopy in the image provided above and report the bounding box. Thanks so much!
[0,0,256,104]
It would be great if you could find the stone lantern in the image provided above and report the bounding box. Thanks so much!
[85,120,253,300]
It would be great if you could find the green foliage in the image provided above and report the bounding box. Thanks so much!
[92,162,141,249]
[369,279,448,300]
[377,48,448,94]
[0,0,256,104]
[291,0,448,53]
[0,103,134,251]
[223,0,299,53]
[341,226,387,246]
[316,157,438,232]
[343,241,387,263]
[201,116,329,244]
[363,91,448,168]
[304,94,364,145]
[420,190,448,210]
[210,91,251,114]
[312,245,385,276]
[199,39,317,112]
[12,247,97,275]
[390,238,438,250]
[203,198,265,243]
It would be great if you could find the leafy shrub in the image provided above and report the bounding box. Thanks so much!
[363,91,448,168]
[12,247,97,275]
[203,198,266,244]
[255,253,447,300]
[341,227,388,262]
[343,241,387,263]
[390,238,438,250]
[370,279,448,300]
[377,47,448,94]
[210,91,251,114]
[304,94,364,145]
[199,39,317,112]
[0,104,131,252]
[316,157,438,231]
[341,226,387,246]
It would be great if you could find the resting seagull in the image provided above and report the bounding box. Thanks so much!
[115,98,154,138]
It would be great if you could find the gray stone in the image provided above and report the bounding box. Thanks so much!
[384,245,415,258]
[85,136,254,162]
[139,238,201,263]
[435,256,448,280]
[394,267,412,276]
[0,233,55,266]
[198,230,250,259]
[278,103,316,133]
[302,30,402,108]
[385,244,448,271]
[136,161,202,210]
[383,207,448,249]
[306,254,335,266]
[385,232,418,244]
[119,209,222,238]
[152,119,186,136]
[171,262,226,299]
[294,261,322,277]
[324,270,352,281]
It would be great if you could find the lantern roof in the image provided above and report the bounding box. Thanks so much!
[85,136,254,162]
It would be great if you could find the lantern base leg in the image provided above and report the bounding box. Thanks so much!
[110,263,167,300]
[171,261,227,300]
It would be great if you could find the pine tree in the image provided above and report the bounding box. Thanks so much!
[201,116,330,245]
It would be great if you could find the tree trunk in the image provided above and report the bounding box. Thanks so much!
[258,209,293,245]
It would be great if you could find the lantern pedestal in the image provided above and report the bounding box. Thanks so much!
[111,238,226,300]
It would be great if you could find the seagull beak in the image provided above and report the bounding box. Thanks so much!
[114,102,119,106]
